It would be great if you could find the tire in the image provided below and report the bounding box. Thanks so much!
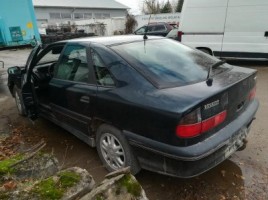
[96,124,140,175]
[13,86,27,116]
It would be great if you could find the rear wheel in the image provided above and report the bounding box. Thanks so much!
[96,124,140,175]
[14,86,27,116]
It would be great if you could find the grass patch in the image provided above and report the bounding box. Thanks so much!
[117,174,141,197]
[32,177,63,200]
[0,154,24,175]
[32,171,81,200]
[0,193,9,200]
[96,195,104,200]
[58,171,81,188]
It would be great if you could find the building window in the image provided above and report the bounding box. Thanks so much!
[103,13,111,19]
[94,13,102,19]
[84,13,92,19]
[50,13,61,19]
[74,13,84,19]
[94,13,111,19]
[61,13,72,19]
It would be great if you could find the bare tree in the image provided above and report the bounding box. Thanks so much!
[176,0,184,12]
[125,13,138,34]
[161,0,172,13]
[142,0,161,14]
[170,0,178,13]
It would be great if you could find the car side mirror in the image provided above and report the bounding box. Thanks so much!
[0,61,4,69]
[7,66,21,75]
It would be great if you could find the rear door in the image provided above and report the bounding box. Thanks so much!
[88,43,118,125]
[49,43,97,135]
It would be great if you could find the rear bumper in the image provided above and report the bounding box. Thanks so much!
[123,99,259,178]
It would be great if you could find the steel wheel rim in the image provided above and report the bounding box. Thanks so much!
[100,133,125,170]
[15,91,22,113]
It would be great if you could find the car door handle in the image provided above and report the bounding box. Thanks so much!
[80,96,90,103]
[265,31,268,37]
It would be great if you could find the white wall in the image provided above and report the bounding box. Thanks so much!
[74,17,126,36]
[34,7,127,26]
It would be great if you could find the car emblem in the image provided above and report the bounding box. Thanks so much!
[204,100,220,110]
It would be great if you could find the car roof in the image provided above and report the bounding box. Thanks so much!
[60,35,164,46]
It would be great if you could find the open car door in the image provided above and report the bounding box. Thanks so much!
[21,44,42,120]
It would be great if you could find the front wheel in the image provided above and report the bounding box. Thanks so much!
[96,124,140,175]
[14,86,27,116]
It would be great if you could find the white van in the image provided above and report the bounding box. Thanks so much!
[178,0,268,60]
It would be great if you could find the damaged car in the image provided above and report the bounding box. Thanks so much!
[7,36,259,177]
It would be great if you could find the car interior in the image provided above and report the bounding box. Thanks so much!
[31,45,65,103]
[91,49,114,86]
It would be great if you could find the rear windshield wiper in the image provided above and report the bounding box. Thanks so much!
[206,60,226,86]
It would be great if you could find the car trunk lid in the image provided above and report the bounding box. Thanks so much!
[201,66,257,125]
[156,65,257,143]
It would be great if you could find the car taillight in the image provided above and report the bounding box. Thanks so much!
[177,31,183,42]
[176,109,227,138]
[201,111,227,133]
[249,86,256,100]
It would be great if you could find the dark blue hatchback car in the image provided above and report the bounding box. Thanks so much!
[7,35,258,177]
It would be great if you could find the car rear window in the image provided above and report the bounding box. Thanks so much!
[111,39,230,88]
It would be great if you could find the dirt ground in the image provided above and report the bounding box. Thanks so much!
[0,49,268,200]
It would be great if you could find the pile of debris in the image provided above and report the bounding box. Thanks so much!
[0,136,148,200]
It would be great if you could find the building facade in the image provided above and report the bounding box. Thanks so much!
[33,0,129,26]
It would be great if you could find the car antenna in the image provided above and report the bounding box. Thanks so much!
[143,14,152,40]
[206,60,226,86]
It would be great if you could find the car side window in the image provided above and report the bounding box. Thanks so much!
[153,25,166,32]
[37,46,63,65]
[136,26,146,34]
[90,49,115,87]
[147,26,154,32]
[54,45,89,83]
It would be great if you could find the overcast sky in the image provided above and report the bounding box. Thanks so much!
[115,0,142,15]
[115,0,176,15]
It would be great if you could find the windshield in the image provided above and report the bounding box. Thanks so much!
[111,39,230,88]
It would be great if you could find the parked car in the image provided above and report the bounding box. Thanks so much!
[134,22,173,37]
[178,0,268,59]
[7,35,259,177]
